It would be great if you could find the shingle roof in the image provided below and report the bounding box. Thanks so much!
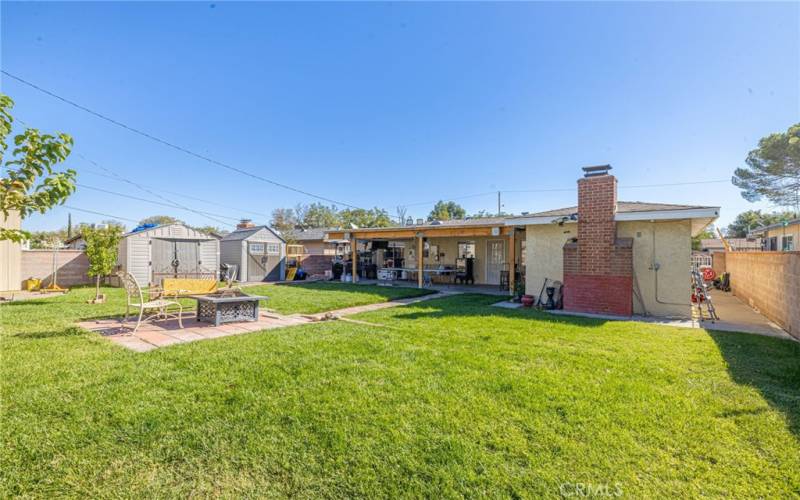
[221,226,284,242]
[284,227,335,241]
[751,218,800,234]
[524,201,716,218]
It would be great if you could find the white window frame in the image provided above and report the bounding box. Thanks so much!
[266,243,280,255]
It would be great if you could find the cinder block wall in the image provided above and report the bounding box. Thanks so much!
[20,250,91,287]
[725,251,799,339]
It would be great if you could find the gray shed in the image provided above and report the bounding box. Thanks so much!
[118,223,220,286]
[220,225,286,282]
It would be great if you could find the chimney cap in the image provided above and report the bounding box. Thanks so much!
[582,164,612,177]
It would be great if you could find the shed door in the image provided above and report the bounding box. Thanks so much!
[152,238,199,279]
[247,242,282,281]
[486,240,505,285]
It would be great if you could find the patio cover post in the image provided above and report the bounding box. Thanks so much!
[508,230,515,296]
[352,238,358,282]
[417,233,423,288]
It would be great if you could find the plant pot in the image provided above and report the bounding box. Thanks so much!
[520,294,535,308]
[87,294,107,304]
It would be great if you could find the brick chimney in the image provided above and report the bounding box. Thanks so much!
[237,219,255,230]
[562,165,633,316]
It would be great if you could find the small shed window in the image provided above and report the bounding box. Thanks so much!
[266,243,280,255]
[782,235,794,251]
[249,243,265,254]
[458,241,476,259]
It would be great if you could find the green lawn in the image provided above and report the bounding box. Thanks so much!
[242,281,435,315]
[1,287,798,497]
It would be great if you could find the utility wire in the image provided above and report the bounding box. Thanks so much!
[73,153,239,226]
[76,183,238,226]
[79,165,270,219]
[62,205,139,223]
[2,70,365,210]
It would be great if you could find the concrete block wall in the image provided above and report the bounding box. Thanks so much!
[299,254,333,277]
[725,251,799,339]
[712,252,726,275]
[20,250,92,288]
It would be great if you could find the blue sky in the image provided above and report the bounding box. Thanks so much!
[2,1,798,231]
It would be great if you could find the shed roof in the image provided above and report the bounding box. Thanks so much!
[221,225,285,242]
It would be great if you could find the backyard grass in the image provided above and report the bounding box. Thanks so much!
[1,287,798,497]
[242,281,435,315]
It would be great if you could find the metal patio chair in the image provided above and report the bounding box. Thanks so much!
[116,271,183,333]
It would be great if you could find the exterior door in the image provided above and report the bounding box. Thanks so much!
[486,240,505,285]
[151,238,199,280]
[247,242,268,281]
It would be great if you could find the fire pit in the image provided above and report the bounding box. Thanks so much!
[190,291,269,326]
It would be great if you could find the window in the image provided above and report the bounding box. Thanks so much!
[782,235,794,251]
[266,243,280,255]
[458,241,476,259]
[248,243,265,254]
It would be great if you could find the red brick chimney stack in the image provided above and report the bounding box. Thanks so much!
[237,219,255,230]
[577,166,617,275]
[562,165,633,316]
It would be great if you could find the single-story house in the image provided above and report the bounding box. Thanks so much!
[64,234,87,250]
[118,223,220,286]
[284,227,350,277]
[220,220,286,282]
[750,218,798,251]
[326,165,719,318]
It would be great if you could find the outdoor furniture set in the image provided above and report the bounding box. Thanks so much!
[116,271,268,333]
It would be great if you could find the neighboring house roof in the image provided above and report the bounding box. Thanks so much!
[700,239,726,250]
[284,227,334,242]
[750,218,800,235]
[221,225,285,243]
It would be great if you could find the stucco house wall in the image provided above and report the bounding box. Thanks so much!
[525,219,692,317]
[525,223,576,297]
[616,220,691,317]
[0,211,22,291]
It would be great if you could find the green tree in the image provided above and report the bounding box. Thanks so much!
[692,226,716,251]
[733,123,800,213]
[270,207,299,238]
[83,225,123,302]
[428,200,466,221]
[0,93,77,242]
[138,215,182,226]
[725,209,797,238]
[339,207,393,228]
[302,203,340,228]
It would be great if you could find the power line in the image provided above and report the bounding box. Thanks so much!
[2,70,366,210]
[79,165,270,219]
[62,205,139,223]
[76,183,238,226]
[72,152,241,226]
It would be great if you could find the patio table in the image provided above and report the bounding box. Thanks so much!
[190,293,269,326]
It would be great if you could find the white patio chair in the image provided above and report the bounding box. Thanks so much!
[116,271,183,333]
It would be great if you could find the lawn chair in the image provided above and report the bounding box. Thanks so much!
[116,271,183,333]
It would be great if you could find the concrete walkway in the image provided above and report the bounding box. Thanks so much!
[493,292,795,341]
[80,291,450,352]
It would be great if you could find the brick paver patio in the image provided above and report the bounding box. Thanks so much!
[78,291,451,352]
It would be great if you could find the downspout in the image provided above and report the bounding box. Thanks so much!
[650,222,686,306]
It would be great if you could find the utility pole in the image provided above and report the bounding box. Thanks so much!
[67,213,72,239]
[497,191,501,216]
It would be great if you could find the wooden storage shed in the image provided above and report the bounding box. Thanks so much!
[220,224,286,282]
[118,223,220,286]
